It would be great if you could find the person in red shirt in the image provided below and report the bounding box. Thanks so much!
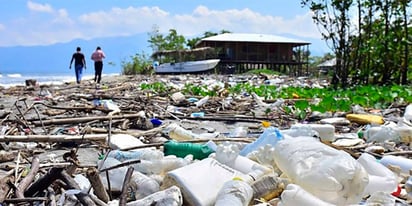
[69,47,86,84]
[91,46,106,84]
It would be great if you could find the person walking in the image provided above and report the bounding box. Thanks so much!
[69,47,86,84]
[91,46,106,84]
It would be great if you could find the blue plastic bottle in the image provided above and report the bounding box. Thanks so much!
[239,126,283,156]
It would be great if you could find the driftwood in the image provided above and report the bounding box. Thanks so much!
[25,167,63,197]
[59,170,96,206]
[32,113,144,126]
[15,156,40,198]
[87,167,110,203]
[0,134,108,142]
[119,166,134,206]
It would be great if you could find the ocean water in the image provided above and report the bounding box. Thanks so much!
[0,71,121,88]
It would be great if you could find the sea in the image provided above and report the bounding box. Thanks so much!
[0,69,122,88]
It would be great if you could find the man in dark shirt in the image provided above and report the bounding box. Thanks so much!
[69,47,86,84]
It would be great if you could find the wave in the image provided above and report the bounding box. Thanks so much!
[7,73,22,78]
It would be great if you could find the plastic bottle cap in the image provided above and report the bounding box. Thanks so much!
[232,177,243,181]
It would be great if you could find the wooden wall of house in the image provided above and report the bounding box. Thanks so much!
[197,41,309,75]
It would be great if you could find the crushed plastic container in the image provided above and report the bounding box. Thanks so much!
[129,171,160,200]
[274,137,368,205]
[98,157,127,192]
[133,155,192,175]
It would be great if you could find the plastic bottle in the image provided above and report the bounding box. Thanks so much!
[125,185,183,206]
[107,149,164,162]
[215,177,253,206]
[365,124,401,143]
[251,174,285,201]
[239,126,283,156]
[379,155,412,174]
[356,153,398,196]
[215,143,272,179]
[281,123,335,142]
[133,155,192,175]
[129,171,160,200]
[164,123,199,141]
[163,140,214,160]
[404,104,412,121]
[278,184,334,206]
[227,127,248,138]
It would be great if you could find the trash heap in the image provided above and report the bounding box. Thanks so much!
[0,74,411,205]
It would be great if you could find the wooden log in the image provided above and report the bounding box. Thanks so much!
[119,167,134,206]
[0,170,14,202]
[24,167,63,197]
[86,167,110,203]
[15,156,40,198]
[32,113,145,126]
[59,170,96,206]
[0,134,107,142]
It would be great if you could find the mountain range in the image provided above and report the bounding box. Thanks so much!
[0,33,328,75]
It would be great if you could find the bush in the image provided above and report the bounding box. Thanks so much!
[121,52,153,75]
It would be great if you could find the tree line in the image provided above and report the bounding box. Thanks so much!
[302,0,411,87]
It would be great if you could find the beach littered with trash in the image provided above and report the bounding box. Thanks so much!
[0,74,411,205]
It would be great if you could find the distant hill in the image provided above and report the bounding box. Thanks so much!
[0,33,328,75]
[0,33,150,74]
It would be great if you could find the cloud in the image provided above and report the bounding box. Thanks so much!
[27,1,54,13]
[0,24,5,31]
[0,5,322,47]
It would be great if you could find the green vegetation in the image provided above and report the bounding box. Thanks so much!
[139,81,411,117]
[121,52,153,75]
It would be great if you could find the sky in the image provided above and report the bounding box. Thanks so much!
[0,0,329,53]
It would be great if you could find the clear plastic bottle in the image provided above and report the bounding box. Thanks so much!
[133,155,192,175]
[251,175,285,201]
[239,126,283,156]
[164,123,199,141]
[215,177,253,206]
[107,149,164,162]
[129,171,160,200]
